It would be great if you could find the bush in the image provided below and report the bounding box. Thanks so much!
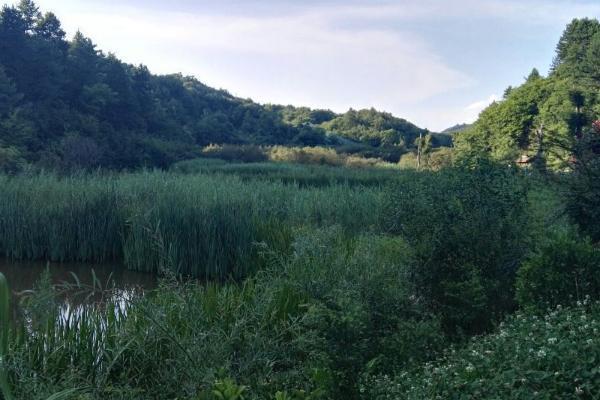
[268,146,343,166]
[516,233,600,311]
[202,144,268,163]
[384,162,530,335]
[365,302,600,399]
[567,132,600,242]
[0,145,25,174]
[7,228,446,399]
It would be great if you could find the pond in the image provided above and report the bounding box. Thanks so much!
[0,260,157,320]
[0,260,157,293]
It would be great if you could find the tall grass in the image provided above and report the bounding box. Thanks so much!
[0,171,384,278]
[171,159,400,187]
[0,272,14,400]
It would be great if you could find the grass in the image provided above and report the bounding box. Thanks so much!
[0,171,386,278]
[171,159,400,187]
[1,163,595,399]
[0,272,14,400]
[3,228,439,399]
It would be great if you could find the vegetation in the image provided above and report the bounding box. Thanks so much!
[0,171,383,278]
[455,18,600,172]
[0,1,439,173]
[0,2,599,399]
[366,301,600,399]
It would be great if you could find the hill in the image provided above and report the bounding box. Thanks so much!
[454,18,600,170]
[0,0,429,172]
[442,123,471,134]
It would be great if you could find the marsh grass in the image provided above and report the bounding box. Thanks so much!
[0,171,384,278]
[171,159,400,187]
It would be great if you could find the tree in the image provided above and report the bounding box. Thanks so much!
[553,18,600,78]
[34,12,65,42]
[17,0,40,33]
[0,66,20,115]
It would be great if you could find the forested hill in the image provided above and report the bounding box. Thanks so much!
[0,0,428,171]
[455,18,600,169]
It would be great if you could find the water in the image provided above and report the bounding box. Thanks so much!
[0,261,157,320]
[0,260,157,294]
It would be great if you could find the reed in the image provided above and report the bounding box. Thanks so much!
[0,272,14,400]
[0,170,385,278]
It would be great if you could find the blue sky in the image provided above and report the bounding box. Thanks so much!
[35,0,600,130]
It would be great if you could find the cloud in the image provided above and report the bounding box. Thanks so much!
[34,0,600,130]
[466,94,500,112]
[36,0,473,119]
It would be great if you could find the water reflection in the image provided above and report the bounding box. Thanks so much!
[0,261,157,324]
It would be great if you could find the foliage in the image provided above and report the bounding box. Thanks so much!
[384,162,530,335]
[4,229,444,399]
[566,126,600,241]
[365,302,600,399]
[0,272,13,400]
[455,18,600,170]
[0,2,438,172]
[320,108,425,147]
[202,144,268,163]
[516,232,600,311]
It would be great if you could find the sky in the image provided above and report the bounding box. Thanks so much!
[33,0,600,131]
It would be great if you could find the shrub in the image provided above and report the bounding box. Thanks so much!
[365,302,600,399]
[384,162,530,335]
[567,132,600,242]
[0,145,25,174]
[516,233,600,311]
[268,146,343,166]
[202,144,268,163]
[6,228,445,399]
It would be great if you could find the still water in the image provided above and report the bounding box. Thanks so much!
[0,261,157,320]
[0,260,157,293]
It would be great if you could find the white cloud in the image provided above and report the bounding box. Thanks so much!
[466,94,500,112]
[36,0,473,125]
[34,0,600,131]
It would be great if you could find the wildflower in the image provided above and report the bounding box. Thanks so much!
[466,365,475,373]
[575,386,584,396]
[548,337,557,345]
[537,349,546,358]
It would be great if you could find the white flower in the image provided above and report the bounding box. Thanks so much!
[537,349,546,358]
[548,337,558,345]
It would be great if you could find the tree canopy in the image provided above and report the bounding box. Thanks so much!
[0,1,431,171]
[455,18,600,170]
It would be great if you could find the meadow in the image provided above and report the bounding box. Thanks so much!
[0,160,598,399]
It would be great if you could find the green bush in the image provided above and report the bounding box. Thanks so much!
[567,133,600,242]
[384,162,530,335]
[202,144,268,163]
[516,233,600,311]
[365,302,600,399]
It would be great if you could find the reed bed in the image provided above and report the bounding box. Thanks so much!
[0,171,384,278]
[171,159,400,187]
